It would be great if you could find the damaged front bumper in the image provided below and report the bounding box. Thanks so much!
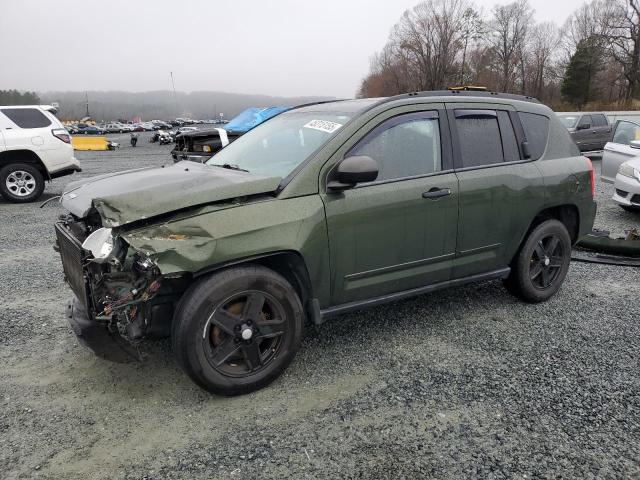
[66,296,140,362]
[56,220,181,362]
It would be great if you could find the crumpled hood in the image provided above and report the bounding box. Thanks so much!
[61,161,282,227]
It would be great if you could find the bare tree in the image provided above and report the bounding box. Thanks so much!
[607,0,640,99]
[528,22,561,98]
[488,0,534,93]
[392,0,474,90]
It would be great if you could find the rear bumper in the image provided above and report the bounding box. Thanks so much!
[66,296,140,363]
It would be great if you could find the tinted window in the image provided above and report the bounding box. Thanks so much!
[497,111,520,162]
[519,112,550,160]
[612,120,640,145]
[348,112,441,181]
[455,111,504,168]
[578,115,592,128]
[1,108,51,128]
[592,114,608,127]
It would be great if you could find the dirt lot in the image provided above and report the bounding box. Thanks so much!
[1,134,639,479]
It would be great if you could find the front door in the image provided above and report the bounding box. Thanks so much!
[322,109,459,305]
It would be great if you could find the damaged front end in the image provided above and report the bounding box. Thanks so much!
[55,214,189,362]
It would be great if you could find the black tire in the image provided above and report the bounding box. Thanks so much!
[504,219,572,303]
[621,205,640,212]
[0,163,45,203]
[172,265,304,396]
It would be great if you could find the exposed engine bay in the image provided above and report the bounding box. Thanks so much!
[55,213,189,359]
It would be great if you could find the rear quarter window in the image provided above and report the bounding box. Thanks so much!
[1,108,52,128]
[518,112,550,160]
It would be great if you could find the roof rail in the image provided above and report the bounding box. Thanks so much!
[385,89,542,104]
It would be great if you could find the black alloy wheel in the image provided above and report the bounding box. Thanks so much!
[529,234,565,290]
[203,290,286,377]
[172,265,304,395]
[504,219,572,303]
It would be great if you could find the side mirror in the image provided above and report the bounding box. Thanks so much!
[327,155,378,192]
[577,123,591,130]
[630,140,640,149]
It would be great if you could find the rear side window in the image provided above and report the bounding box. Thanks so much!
[592,114,608,127]
[519,112,550,160]
[455,110,504,168]
[1,108,51,128]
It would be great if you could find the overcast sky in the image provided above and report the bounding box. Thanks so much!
[1,0,585,98]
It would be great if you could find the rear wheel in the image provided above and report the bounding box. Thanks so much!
[504,219,572,303]
[0,163,45,203]
[172,265,304,395]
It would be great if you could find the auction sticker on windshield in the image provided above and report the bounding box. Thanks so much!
[303,119,343,134]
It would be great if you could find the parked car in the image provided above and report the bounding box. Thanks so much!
[76,124,105,135]
[65,124,79,134]
[613,158,640,211]
[601,119,640,211]
[102,123,128,133]
[54,91,595,395]
[0,105,81,202]
[171,107,288,163]
[558,112,612,152]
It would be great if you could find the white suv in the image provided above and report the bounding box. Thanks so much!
[0,105,81,202]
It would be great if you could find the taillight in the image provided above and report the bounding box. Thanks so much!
[586,156,595,198]
[52,128,71,144]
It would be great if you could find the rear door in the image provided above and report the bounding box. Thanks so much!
[448,104,545,278]
[602,120,640,182]
[322,106,459,305]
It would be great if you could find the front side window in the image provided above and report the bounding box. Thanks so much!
[346,112,441,182]
[206,111,352,178]
[612,120,640,145]
[592,114,608,127]
[578,115,592,128]
[1,108,51,129]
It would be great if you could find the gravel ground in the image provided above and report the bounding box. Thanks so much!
[1,136,639,479]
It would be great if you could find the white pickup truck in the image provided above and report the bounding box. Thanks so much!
[0,105,81,202]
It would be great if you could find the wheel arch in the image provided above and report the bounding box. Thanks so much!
[0,150,49,179]
[192,250,318,324]
[514,204,581,262]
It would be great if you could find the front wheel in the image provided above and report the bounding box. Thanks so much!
[0,163,45,203]
[504,219,572,303]
[172,265,304,395]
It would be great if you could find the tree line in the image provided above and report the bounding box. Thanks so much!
[0,90,41,105]
[358,0,640,110]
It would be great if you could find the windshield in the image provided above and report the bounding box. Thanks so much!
[558,115,579,128]
[206,111,352,178]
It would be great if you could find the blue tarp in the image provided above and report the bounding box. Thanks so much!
[224,106,289,133]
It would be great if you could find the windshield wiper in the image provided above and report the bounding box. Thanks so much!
[210,163,250,173]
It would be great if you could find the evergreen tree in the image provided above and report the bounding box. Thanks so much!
[561,36,603,108]
[0,90,41,105]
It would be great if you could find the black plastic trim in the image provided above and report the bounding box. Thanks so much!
[320,267,510,319]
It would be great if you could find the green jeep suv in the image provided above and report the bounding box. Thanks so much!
[55,91,596,395]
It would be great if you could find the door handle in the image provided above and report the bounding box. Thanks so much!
[422,187,451,199]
